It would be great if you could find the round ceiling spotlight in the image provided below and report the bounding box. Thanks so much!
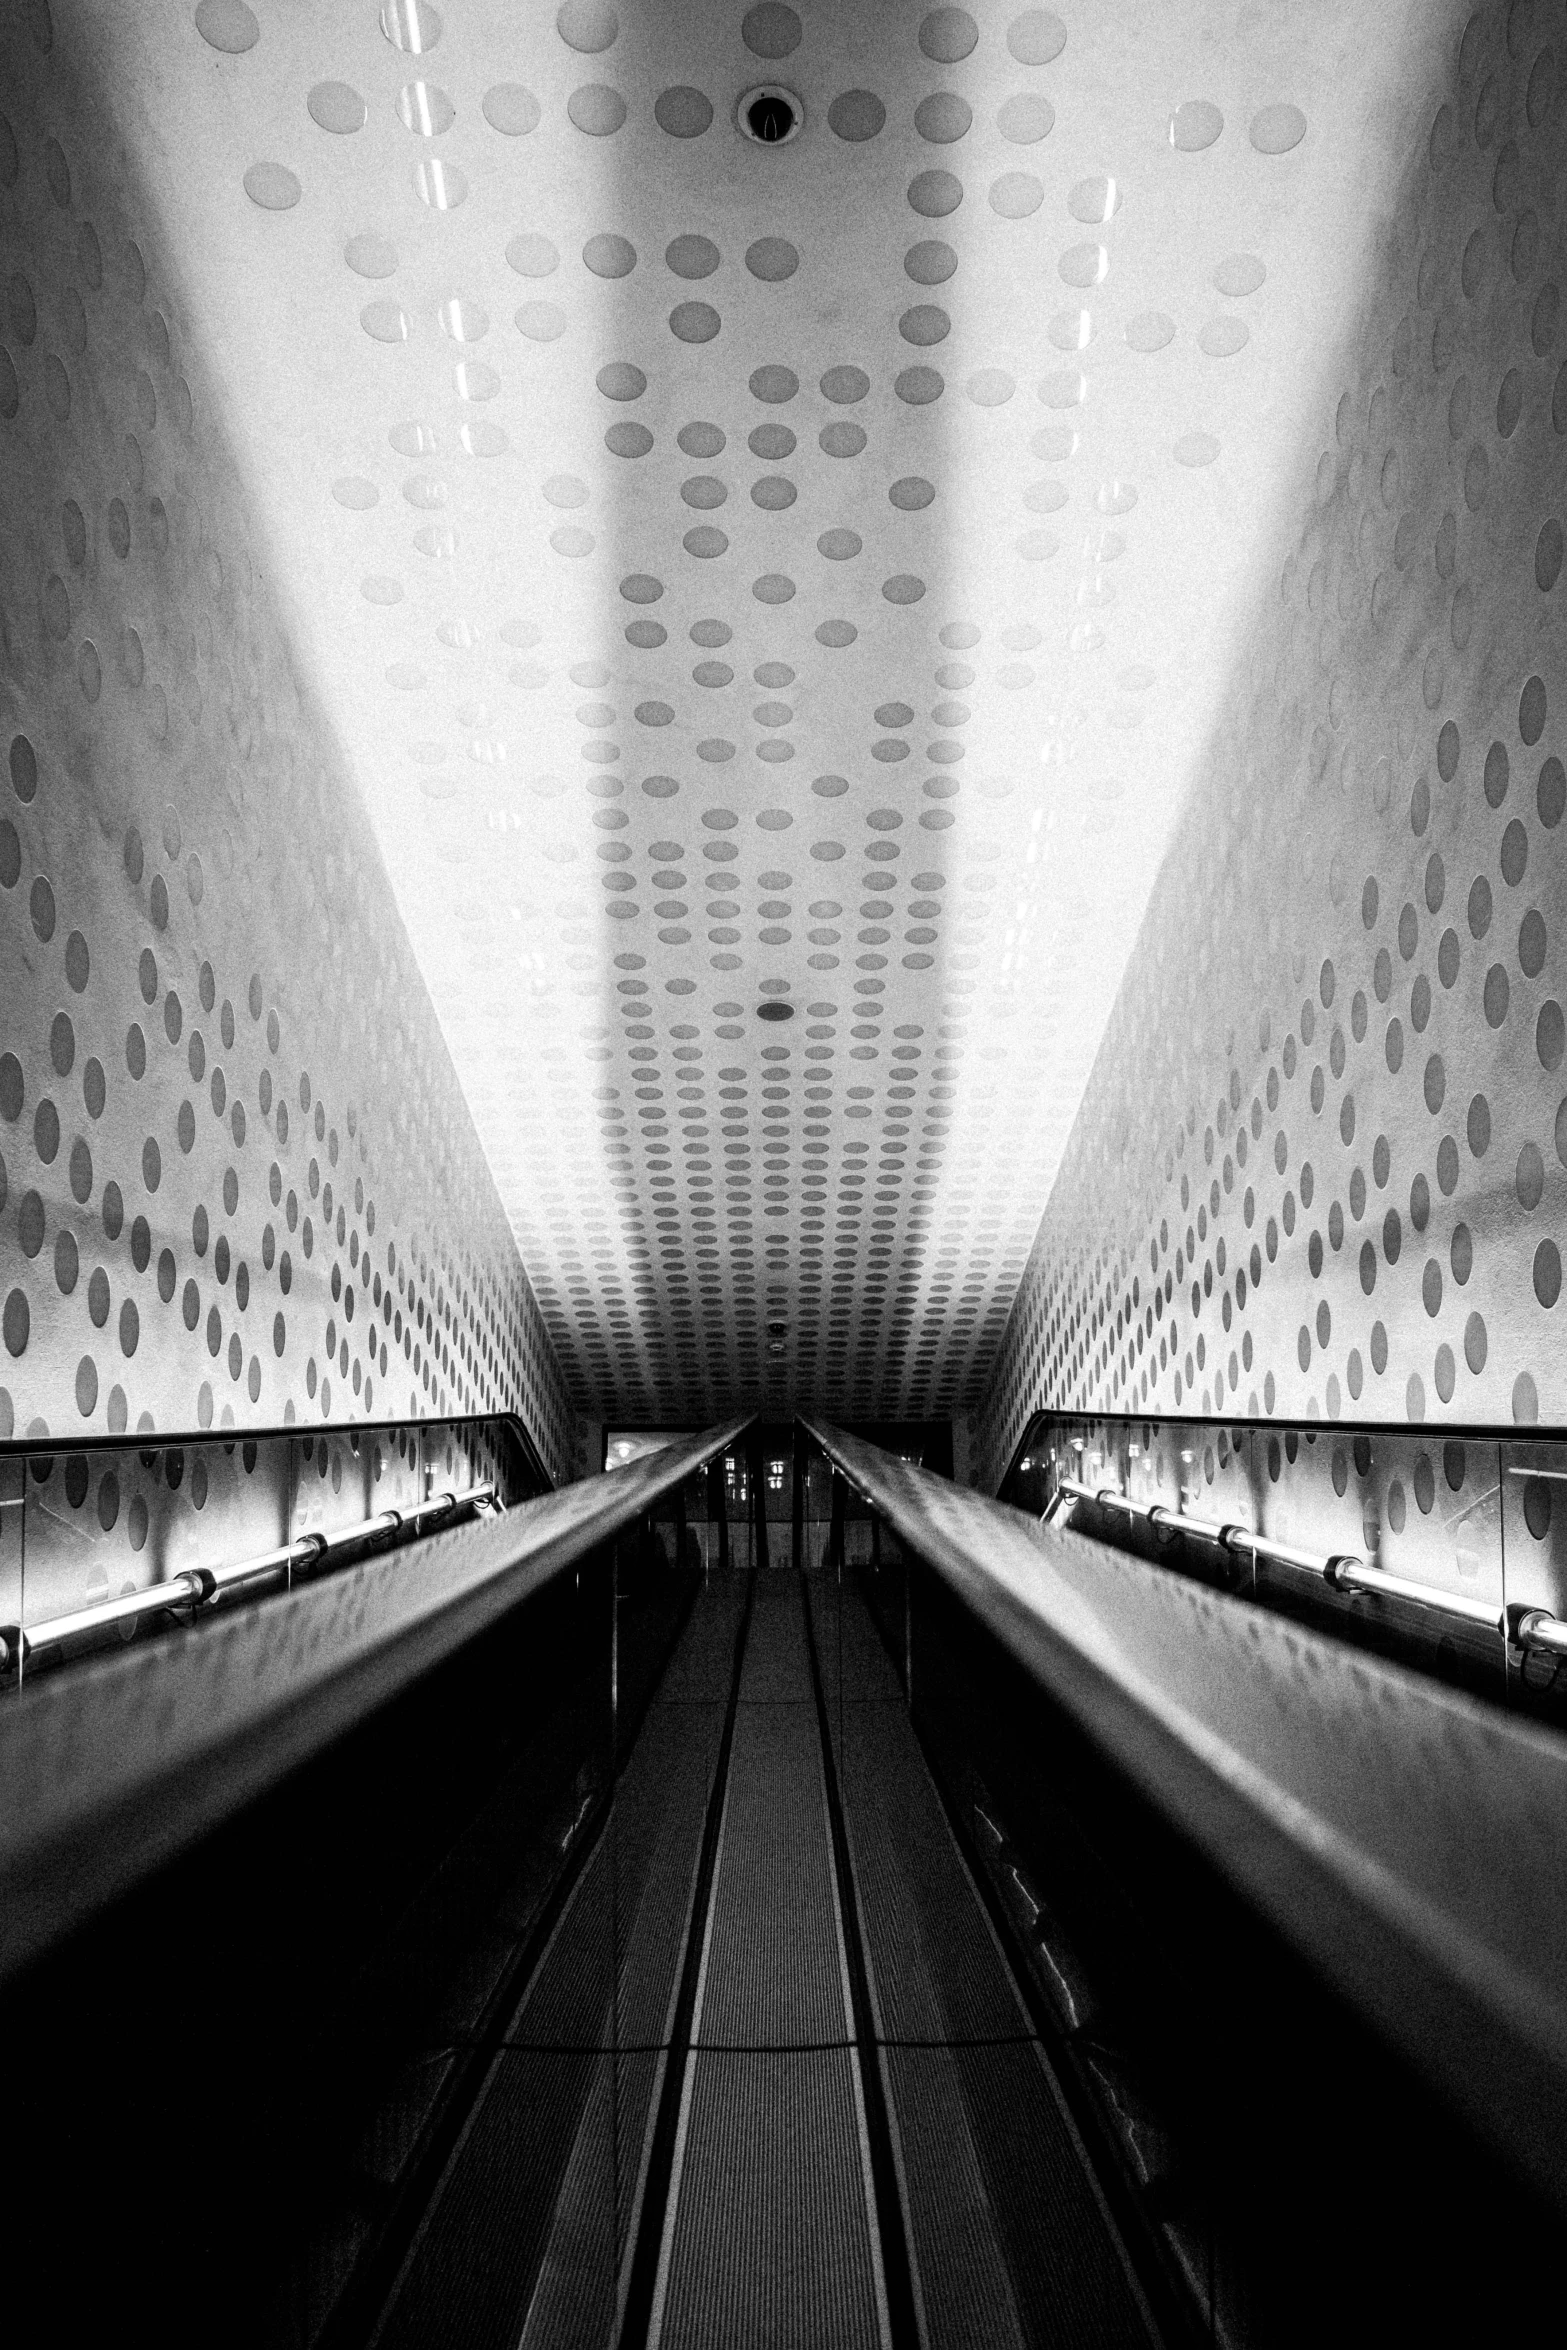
[737,85,803,144]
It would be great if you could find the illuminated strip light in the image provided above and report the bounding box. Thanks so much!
[1045,1476,1567,1650]
[0,1481,500,1679]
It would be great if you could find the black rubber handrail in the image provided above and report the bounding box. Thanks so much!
[0,1418,751,1989]
[798,1415,1567,2227]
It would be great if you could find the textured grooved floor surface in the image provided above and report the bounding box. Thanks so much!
[694,1695,847,2045]
[3,0,1458,1445]
[372,1562,1153,2347]
[810,1574,1152,2349]
[653,2048,886,2350]
[654,1570,881,2347]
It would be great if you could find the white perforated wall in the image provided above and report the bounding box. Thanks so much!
[981,1,1567,1489]
[0,7,574,1478]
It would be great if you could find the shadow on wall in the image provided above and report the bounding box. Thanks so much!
[981,3,1567,1486]
[0,7,572,1476]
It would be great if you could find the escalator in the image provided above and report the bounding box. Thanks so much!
[370,1557,1149,2349]
[3,1416,1566,2347]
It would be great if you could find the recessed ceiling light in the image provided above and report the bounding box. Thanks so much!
[737,84,803,144]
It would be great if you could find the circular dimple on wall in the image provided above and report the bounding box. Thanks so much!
[909,170,963,218]
[584,233,636,277]
[998,93,1053,142]
[920,7,978,60]
[743,3,801,57]
[1214,253,1266,296]
[196,0,259,50]
[990,172,1043,218]
[656,87,713,137]
[484,85,542,134]
[746,237,798,281]
[568,85,626,135]
[557,0,619,50]
[1170,99,1223,151]
[904,240,956,284]
[243,162,301,210]
[829,90,885,141]
[308,81,368,134]
[915,94,972,143]
[1007,8,1065,63]
[1250,103,1306,152]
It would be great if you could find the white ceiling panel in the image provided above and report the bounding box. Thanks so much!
[79,0,1451,1419]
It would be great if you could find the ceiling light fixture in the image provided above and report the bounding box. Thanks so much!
[737,84,803,144]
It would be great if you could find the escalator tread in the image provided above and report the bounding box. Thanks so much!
[695,1697,847,2049]
[374,1570,1156,2350]
[652,1572,886,2344]
[652,2048,886,2350]
[809,1575,1156,2350]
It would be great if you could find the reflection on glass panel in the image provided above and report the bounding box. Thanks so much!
[0,1451,21,1647]
[1008,1411,1519,1705]
[1500,1439,1567,1719]
[802,1455,835,1575]
[605,1428,692,1471]
[1,1415,538,1681]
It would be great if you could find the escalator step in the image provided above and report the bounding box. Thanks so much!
[696,1700,847,2050]
[651,2049,886,2350]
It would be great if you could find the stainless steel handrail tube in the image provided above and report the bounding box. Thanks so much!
[1058,1479,1313,1570]
[1325,1555,1504,1632]
[20,1569,214,1652]
[1513,1608,1567,1660]
[1054,1475,1526,1644]
[6,1479,498,1669]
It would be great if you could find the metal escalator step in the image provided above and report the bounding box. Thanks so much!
[737,1579,815,1703]
[805,1579,907,1706]
[651,2049,886,2350]
[653,1580,749,1707]
[696,1699,849,2050]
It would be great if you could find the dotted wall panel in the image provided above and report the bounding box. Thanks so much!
[0,11,574,1479]
[980,3,1567,1490]
[47,0,1432,1430]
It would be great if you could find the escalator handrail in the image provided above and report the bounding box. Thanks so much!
[0,1417,751,1989]
[798,1413,1567,2222]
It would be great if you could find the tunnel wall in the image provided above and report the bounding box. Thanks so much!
[979,6,1567,1489]
[0,12,574,1480]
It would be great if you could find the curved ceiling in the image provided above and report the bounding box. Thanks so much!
[85,0,1446,1422]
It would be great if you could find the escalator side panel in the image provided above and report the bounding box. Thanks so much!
[809,1574,1157,2350]
[373,2048,597,2350]
[887,2042,1152,2350]
[518,2049,661,2350]
[371,1578,740,2350]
